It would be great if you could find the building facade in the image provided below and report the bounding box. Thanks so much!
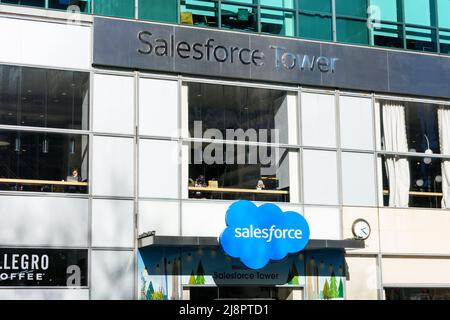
[1,1,450,300]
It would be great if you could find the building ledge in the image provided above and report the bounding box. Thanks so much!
[138,235,365,250]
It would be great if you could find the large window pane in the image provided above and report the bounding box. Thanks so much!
[373,22,404,48]
[298,0,331,13]
[337,18,370,45]
[438,0,450,28]
[187,83,292,144]
[0,130,88,193]
[339,96,374,150]
[261,0,294,9]
[370,0,402,23]
[335,0,368,18]
[138,0,178,23]
[341,152,376,206]
[261,9,296,37]
[301,92,336,148]
[189,143,292,202]
[405,26,437,52]
[302,149,338,205]
[93,0,135,19]
[381,155,443,208]
[299,12,333,41]
[404,0,436,27]
[221,4,258,32]
[0,65,89,130]
[180,0,218,27]
[380,101,440,154]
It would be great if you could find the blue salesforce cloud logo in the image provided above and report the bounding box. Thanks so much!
[220,200,310,270]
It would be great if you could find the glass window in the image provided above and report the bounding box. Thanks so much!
[0,130,88,193]
[93,0,135,19]
[302,149,338,205]
[440,30,450,54]
[299,12,333,41]
[381,155,443,208]
[0,65,89,130]
[337,18,370,45]
[187,83,292,144]
[373,22,404,48]
[260,0,294,9]
[405,26,437,52]
[335,0,368,18]
[48,0,91,13]
[298,0,331,13]
[404,0,436,27]
[138,0,178,23]
[438,0,450,28]
[221,4,258,32]
[189,142,292,202]
[0,0,45,8]
[370,0,402,23]
[341,152,376,206]
[301,92,336,148]
[180,0,218,27]
[261,9,296,37]
[339,96,374,150]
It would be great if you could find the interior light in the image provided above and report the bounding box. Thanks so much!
[14,137,20,152]
[416,179,424,187]
[42,137,49,154]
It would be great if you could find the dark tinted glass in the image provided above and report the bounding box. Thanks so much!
[0,65,89,130]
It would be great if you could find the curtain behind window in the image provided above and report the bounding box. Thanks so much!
[382,102,410,207]
[438,106,450,209]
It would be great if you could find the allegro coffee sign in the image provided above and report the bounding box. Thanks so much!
[0,249,88,287]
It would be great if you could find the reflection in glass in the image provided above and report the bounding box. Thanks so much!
[48,0,90,13]
[187,83,290,144]
[261,0,294,9]
[261,9,295,36]
[180,0,218,27]
[406,26,438,52]
[93,0,135,18]
[335,0,368,18]
[299,12,333,41]
[336,18,369,45]
[298,0,331,13]
[0,65,89,130]
[381,155,442,208]
[221,4,258,32]
[370,0,402,23]
[404,0,436,27]
[0,130,88,193]
[373,23,404,48]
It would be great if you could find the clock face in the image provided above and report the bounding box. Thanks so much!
[352,219,371,240]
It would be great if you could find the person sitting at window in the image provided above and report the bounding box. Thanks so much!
[65,168,81,193]
[195,175,206,188]
[193,175,207,199]
[256,179,265,191]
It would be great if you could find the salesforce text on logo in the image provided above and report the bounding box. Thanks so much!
[220,200,310,270]
[234,225,303,243]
